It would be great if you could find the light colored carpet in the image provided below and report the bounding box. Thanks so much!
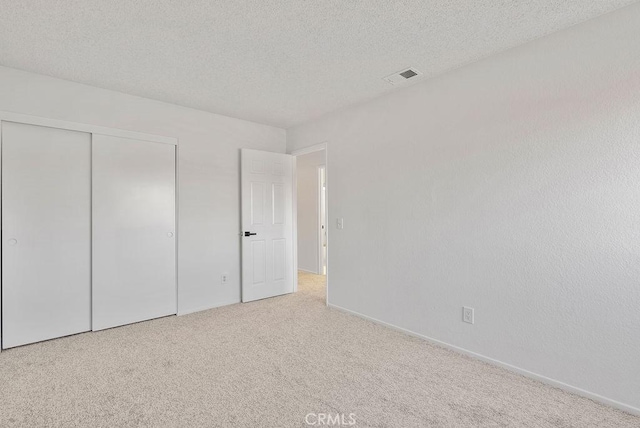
[0,271,637,427]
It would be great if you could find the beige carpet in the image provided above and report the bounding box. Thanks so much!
[0,271,637,427]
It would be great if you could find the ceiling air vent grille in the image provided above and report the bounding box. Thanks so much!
[383,68,422,85]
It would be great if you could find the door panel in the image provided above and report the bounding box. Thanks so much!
[251,182,265,224]
[2,122,91,348]
[252,240,266,285]
[241,149,294,302]
[273,239,286,280]
[273,183,285,224]
[92,135,176,331]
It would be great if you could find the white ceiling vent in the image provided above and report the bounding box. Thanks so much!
[383,68,422,85]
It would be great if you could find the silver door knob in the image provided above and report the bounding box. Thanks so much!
[167,232,174,237]
[8,238,17,245]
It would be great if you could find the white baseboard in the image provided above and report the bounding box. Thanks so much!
[298,268,320,275]
[178,298,240,316]
[328,303,640,417]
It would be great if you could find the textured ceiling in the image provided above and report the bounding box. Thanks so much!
[0,1,636,128]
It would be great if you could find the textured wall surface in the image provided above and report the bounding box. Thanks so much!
[0,66,286,315]
[288,4,640,411]
[296,150,326,273]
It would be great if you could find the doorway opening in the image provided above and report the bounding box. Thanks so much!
[293,145,327,303]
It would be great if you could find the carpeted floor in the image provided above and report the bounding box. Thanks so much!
[0,271,637,427]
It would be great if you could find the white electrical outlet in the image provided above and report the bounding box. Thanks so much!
[463,307,474,324]
[221,273,229,284]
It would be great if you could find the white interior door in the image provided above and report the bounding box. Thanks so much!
[241,149,294,302]
[92,134,176,331]
[2,122,91,348]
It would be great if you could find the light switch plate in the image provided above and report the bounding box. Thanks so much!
[337,218,344,230]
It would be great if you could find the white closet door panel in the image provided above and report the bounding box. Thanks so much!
[2,122,91,348]
[92,135,176,331]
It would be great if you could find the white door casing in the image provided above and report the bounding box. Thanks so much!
[1,122,91,348]
[92,134,177,331]
[319,166,327,275]
[241,149,294,302]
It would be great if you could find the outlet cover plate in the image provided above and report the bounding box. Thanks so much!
[463,307,474,324]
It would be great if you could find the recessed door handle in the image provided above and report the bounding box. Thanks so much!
[8,238,17,245]
[244,231,257,237]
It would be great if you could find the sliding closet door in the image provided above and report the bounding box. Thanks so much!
[2,122,91,348]
[92,135,176,331]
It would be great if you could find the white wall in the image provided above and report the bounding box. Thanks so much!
[0,66,286,315]
[288,4,640,413]
[296,150,326,273]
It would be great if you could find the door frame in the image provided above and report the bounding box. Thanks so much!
[290,142,328,305]
[0,111,177,145]
[317,165,327,276]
